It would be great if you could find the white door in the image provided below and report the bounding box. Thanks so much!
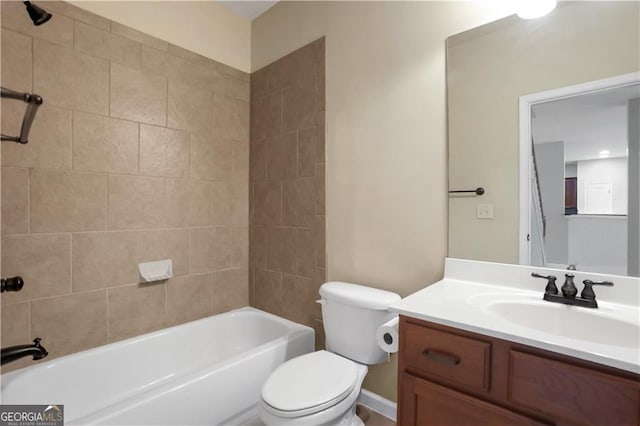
[584,182,613,214]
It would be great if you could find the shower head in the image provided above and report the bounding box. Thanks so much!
[23,1,52,26]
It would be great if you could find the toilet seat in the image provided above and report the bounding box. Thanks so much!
[261,351,360,418]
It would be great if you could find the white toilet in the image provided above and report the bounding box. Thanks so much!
[259,281,401,426]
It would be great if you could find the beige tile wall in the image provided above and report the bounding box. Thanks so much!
[0,1,249,372]
[249,39,326,347]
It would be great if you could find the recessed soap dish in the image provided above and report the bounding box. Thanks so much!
[139,259,172,283]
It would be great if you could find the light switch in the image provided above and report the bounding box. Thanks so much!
[477,204,493,219]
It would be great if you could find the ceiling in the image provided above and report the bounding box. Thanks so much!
[217,1,279,21]
[532,84,640,163]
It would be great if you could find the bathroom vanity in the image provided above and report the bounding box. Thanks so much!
[391,258,640,426]
[397,317,639,425]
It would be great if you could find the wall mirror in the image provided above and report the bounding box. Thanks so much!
[523,76,639,276]
[447,1,640,276]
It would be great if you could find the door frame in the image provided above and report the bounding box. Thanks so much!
[518,72,640,265]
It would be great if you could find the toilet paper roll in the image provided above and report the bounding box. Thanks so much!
[376,317,399,354]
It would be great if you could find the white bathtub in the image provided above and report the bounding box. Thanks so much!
[0,307,314,425]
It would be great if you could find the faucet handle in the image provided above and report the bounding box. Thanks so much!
[531,272,558,294]
[1,276,24,293]
[581,279,614,301]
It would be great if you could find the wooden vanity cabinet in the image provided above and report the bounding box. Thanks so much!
[397,316,640,426]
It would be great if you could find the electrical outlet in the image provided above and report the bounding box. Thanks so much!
[477,204,493,219]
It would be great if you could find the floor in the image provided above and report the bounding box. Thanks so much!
[241,404,396,425]
[356,404,396,426]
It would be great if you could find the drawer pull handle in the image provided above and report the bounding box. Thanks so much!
[422,349,460,366]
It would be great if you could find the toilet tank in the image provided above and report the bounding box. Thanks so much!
[319,282,401,365]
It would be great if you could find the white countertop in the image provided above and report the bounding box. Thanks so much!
[390,258,640,374]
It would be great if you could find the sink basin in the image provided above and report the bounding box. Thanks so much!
[390,259,640,374]
[482,297,640,348]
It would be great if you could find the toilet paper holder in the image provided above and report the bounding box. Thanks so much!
[376,316,400,356]
[382,332,394,345]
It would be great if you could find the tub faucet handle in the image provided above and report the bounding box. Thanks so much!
[1,276,24,293]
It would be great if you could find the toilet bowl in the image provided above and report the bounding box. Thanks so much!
[260,351,367,425]
[258,282,401,426]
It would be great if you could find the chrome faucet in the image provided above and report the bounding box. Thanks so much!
[1,338,48,366]
[532,273,613,309]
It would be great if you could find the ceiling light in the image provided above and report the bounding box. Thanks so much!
[599,150,610,158]
[517,0,557,20]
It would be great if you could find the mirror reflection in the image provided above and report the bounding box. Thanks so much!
[530,84,640,275]
[446,1,640,277]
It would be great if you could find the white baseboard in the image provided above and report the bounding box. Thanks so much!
[357,389,397,421]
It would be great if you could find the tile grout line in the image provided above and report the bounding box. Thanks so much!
[26,166,31,235]
[188,224,192,277]
[136,123,141,175]
[105,165,110,231]
[106,286,111,343]
[165,78,169,128]
[11,269,233,307]
[64,201,73,282]
[70,110,74,172]
[107,59,111,117]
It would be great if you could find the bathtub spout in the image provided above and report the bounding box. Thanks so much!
[1,338,48,366]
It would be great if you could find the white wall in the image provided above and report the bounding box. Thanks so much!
[70,1,251,72]
[251,0,512,401]
[568,215,628,275]
[577,157,628,215]
[536,141,567,264]
[629,98,640,276]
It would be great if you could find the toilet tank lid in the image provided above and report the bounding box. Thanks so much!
[319,282,401,310]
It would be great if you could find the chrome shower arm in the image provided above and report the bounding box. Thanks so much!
[1,86,43,144]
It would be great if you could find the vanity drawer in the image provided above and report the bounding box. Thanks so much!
[402,321,491,392]
[508,350,640,425]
